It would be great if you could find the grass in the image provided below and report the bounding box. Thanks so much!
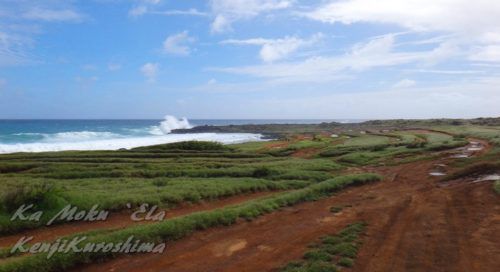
[0,142,346,234]
[280,222,367,272]
[0,174,381,272]
[0,127,474,233]
[494,181,500,194]
[1,123,498,270]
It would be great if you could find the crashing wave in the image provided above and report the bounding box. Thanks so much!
[159,115,192,134]
[0,133,263,154]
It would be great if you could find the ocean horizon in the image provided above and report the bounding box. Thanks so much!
[0,117,365,154]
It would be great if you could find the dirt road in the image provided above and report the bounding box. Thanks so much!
[0,191,279,249]
[79,141,499,272]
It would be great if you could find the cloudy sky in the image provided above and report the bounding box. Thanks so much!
[0,0,499,119]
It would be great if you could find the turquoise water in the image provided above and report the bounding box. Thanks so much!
[0,118,356,153]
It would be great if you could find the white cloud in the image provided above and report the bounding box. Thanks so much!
[0,30,32,66]
[305,0,500,37]
[140,62,160,82]
[393,79,416,89]
[222,33,323,62]
[214,35,443,83]
[304,0,500,62]
[22,8,84,22]
[211,15,232,33]
[188,77,500,118]
[151,9,208,17]
[210,0,293,33]
[128,0,162,17]
[0,2,83,66]
[163,31,195,56]
[258,79,500,119]
[469,45,500,62]
[129,6,148,17]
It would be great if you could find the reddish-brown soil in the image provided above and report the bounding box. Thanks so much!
[78,141,500,272]
[263,141,289,150]
[0,191,278,249]
[291,147,321,158]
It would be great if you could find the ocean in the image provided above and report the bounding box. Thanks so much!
[0,117,361,154]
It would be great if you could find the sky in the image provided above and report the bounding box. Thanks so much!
[0,0,500,119]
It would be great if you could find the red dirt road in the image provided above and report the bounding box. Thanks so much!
[0,191,278,249]
[79,142,500,272]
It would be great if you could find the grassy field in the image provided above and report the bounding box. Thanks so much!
[0,129,477,234]
[0,123,499,271]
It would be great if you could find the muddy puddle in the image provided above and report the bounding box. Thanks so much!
[473,174,500,183]
[429,164,447,176]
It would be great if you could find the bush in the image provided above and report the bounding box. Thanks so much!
[280,222,366,272]
[304,250,332,262]
[252,167,272,178]
[1,183,58,212]
[132,141,228,152]
[338,257,354,267]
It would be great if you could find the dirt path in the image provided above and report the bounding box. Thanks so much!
[78,140,499,272]
[0,191,279,249]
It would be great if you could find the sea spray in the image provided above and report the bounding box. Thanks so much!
[0,116,264,154]
[159,115,192,134]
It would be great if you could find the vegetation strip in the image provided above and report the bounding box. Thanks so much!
[280,222,366,272]
[0,174,380,272]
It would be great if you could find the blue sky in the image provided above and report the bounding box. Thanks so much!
[0,0,499,119]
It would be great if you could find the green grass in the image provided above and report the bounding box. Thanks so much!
[494,180,500,195]
[0,174,380,272]
[280,222,367,272]
[0,142,347,234]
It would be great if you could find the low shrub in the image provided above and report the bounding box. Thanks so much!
[338,257,354,267]
[132,141,228,152]
[1,183,57,212]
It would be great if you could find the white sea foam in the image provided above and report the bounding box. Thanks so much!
[0,133,263,154]
[159,115,192,134]
[0,115,264,154]
[43,131,122,142]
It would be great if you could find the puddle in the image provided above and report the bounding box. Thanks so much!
[430,164,447,176]
[451,154,470,158]
[429,172,447,176]
[467,142,484,152]
[473,174,500,183]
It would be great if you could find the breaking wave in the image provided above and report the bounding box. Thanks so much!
[0,116,263,154]
[159,115,192,134]
[0,133,262,154]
